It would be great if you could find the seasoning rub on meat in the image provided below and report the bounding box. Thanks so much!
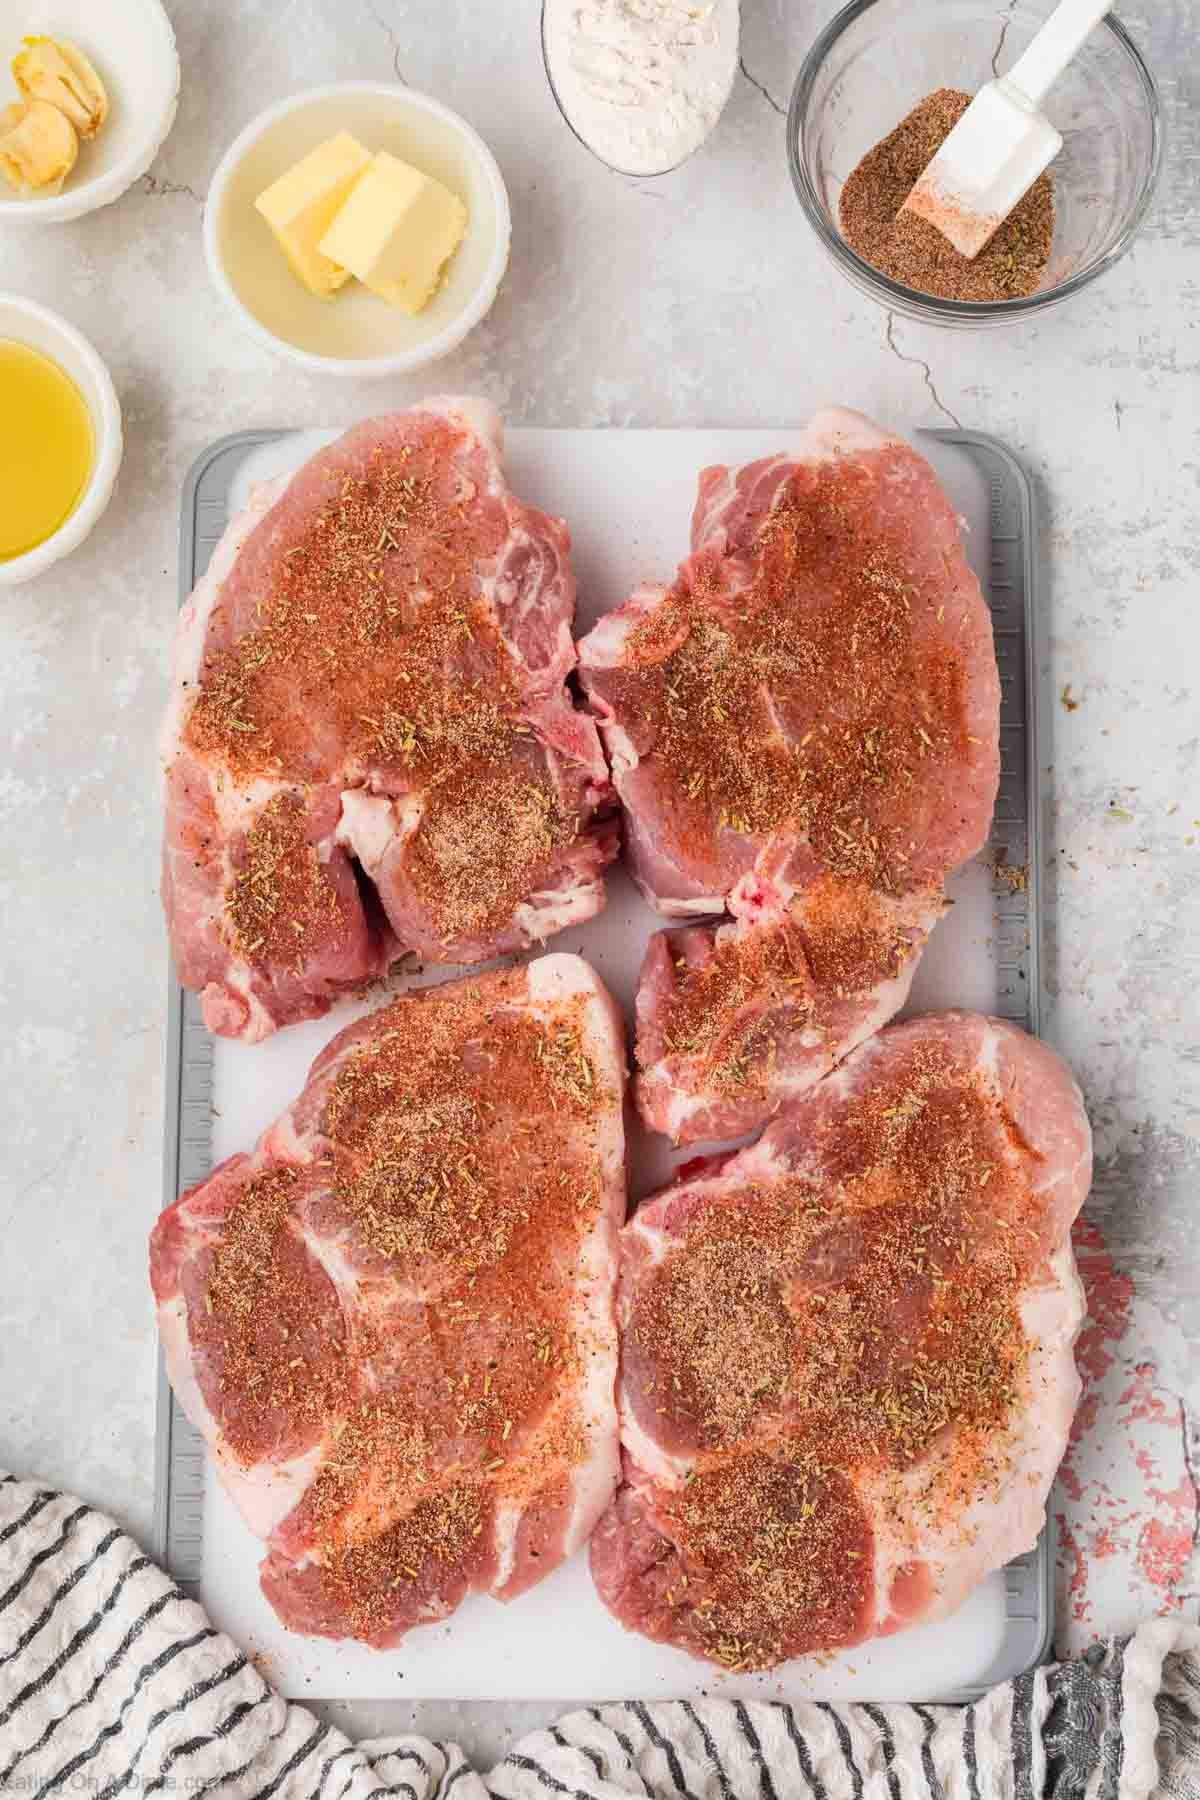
[151,955,626,1647]
[579,409,1000,1145]
[591,1012,1091,1671]
[162,399,617,1044]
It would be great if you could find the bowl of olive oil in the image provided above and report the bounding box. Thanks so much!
[0,295,122,585]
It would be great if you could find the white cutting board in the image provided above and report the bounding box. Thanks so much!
[200,429,1008,1703]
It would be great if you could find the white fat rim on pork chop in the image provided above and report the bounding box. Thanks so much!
[160,471,292,783]
[155,1187,332,1540]
[522,955,626,1558]
[854,1236,1084,1635]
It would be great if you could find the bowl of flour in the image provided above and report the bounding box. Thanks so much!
[542,0,739,178]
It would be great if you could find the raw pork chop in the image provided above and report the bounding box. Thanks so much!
[163,399,616,1044]
[591,1012,1091,1670]
[151,955,625,1647]
[578,410,1000,1143]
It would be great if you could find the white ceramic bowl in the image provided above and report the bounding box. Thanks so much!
[0,0,179,225]
[204,83,512,378]
[0,294,123,585]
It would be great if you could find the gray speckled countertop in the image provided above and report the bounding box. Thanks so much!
[1,0,1197,1767]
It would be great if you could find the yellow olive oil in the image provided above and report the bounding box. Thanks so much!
[0,338,94,562]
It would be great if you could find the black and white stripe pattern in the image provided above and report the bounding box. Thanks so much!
[1,1475,1196,1800]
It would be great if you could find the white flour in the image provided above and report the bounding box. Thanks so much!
[543,0,740,177]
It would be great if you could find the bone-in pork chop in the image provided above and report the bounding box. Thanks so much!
[151,955,625,1647]
[590,1012,1090,1670]
[578,411,1000,1143]
[163,399,616,1043]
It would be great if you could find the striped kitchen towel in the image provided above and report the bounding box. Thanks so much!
[1,1473,1197,1800]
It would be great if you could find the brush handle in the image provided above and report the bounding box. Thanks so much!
[1005,0,1112,107]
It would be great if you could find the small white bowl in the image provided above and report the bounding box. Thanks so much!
[204,83,512,378]
[0,0,179,226]
[0,294,123,585]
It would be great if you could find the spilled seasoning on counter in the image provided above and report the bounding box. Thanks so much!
[839,89,1054,303]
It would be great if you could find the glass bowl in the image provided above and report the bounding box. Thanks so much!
[788,0,1162,327]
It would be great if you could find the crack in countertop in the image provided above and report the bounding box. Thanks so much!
[365,0,407,84]
[13,1134,83,1207]
[1163,1377,1200,1552]
[739,56,785,118]
[140,174,204,203]
[992,0,1019,78]
[884,311,963,428]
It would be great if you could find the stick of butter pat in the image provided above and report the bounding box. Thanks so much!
[255,132,373,297]
[318,152,468,315]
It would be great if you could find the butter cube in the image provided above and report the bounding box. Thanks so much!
[318,151,468,315]
[254,132,372,298]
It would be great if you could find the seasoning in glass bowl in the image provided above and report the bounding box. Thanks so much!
[839,89,1054,302]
